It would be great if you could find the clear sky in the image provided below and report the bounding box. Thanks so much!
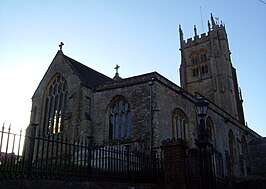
[0,0,266,136]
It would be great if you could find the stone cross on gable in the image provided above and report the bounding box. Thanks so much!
[113,64,122,81]
[59,42,64,51]
[114,64,120,74]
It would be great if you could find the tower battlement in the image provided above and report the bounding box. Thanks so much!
[182,33,208,48]
[181,24,226,49]
[179,13,245,125]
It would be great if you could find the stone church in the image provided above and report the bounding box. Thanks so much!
[26,14,263,179]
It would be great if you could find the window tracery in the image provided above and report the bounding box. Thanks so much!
[109,96,132,140]
[229,129,236,162]
[172,109,188,141]
[191,52,209,78]
[43,75,67,135]
[240,135,249,175]
[206,117,215,145]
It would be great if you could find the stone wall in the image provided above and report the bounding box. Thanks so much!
[25,49,263,181]
[249,138,266,177]
[28,51,87,140]
[153,79,197,148]
[92,74,153,150]
[180,23,239,121]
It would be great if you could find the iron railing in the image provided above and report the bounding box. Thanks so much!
[0,125,24,175]
[185,148,225,189]
[0,125,164,182]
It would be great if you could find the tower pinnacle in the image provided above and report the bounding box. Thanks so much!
[211,13,216,28]
[179,14,245,124]
[208,20,211,31]
[194,25,198,37]
[179,25,184,47]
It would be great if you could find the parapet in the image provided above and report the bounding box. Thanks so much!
[182,32,209,48]
[181,24,225,49]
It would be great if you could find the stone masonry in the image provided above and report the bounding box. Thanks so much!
[25,14,264,181]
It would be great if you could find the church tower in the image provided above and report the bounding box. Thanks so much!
[179,14,245,124]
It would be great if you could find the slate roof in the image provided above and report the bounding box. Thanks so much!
[249,137,266,145]
[64,55,113,87]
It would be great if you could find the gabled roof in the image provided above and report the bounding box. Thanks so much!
[64,54,113,87]
[249,137,266,145]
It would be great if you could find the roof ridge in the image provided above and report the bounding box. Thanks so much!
[63,54,113,87]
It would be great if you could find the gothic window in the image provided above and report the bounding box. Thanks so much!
[43,75,67,136]
[191,56,199,64]
[193,68,199,77]
[241,136,248,157]
[109,96,132,140]
[191,53,207,64]
[84,96,91,120]
[195,56,199,64]
[241,136,249,175]
[172,109,188,141]
[191,52,208,77]
[200,53,207,62]
[192,57,195,64]
[206,117,215,145]
[201,65,208,74]
[229,129,236,162]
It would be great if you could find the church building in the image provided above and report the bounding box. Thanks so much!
[26,14,263,179]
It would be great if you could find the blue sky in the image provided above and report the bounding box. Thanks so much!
[0,0,266,136]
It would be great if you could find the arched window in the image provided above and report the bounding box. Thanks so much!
[43,75,67,135]
[190,51,209,77]
[241,136,248,156]
[172,109,188,141]
[241,135,249,175]
[109,96,132,140]
[206,117,215,145]
[229,129,236,162]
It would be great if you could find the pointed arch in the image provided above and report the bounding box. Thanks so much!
[172,108,188,141]
[241,136,248,157]
[229,129,236,162]
[206,116,215,146]
[241,135,249,175]
[42,74,68,136]
[108,96,132,140]
[190,49,209,77]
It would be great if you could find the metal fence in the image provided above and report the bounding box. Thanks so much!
[0,125,164,182]
[0,125,24,175]
[185,148,225,189]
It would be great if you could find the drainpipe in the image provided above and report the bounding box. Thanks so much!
[149,78,154,154]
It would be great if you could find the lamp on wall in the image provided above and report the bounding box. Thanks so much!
[196,97,209,118]
[195,97,210,149]
[194,97,214,189]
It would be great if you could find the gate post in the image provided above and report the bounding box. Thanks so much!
[161,138,188,189]
[24,123,37,175]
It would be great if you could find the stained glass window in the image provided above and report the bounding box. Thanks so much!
[229,130,236,162]
[43,75,67,135]
[172,109,188,141]
[109,97,132,140]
